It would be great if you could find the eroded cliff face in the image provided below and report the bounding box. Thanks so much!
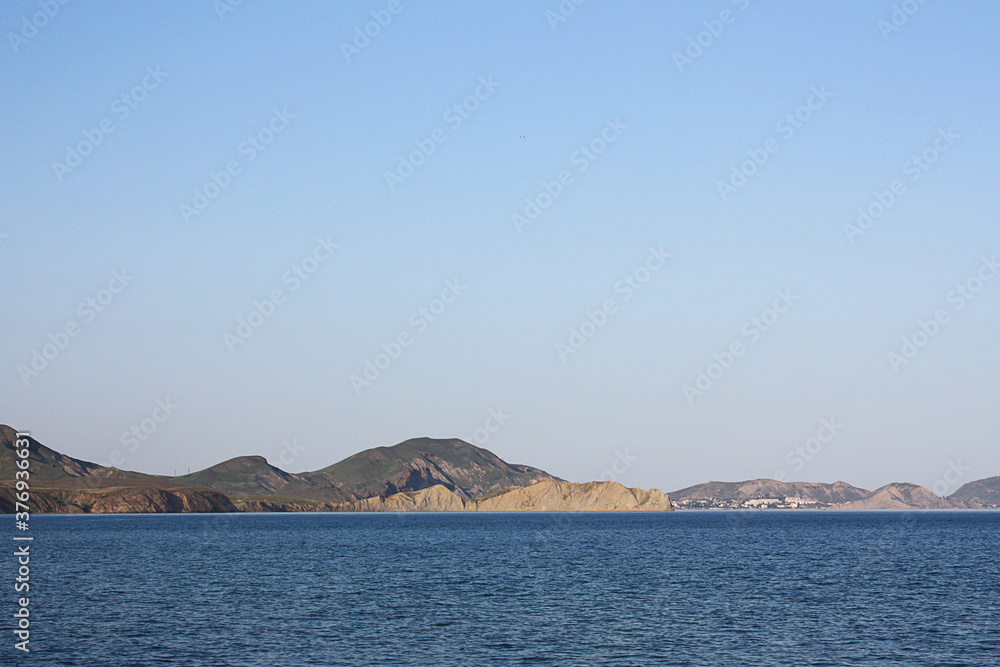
[475,480,673,511]
[344,484,471,512]
[0,488,81,513]
[325,480,673,512]
[80,487,238,513]
[0,486,237,514]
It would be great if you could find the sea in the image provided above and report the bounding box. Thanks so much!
[14,511,1000,666]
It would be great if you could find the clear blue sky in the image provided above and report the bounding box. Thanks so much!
[2,1,998,493]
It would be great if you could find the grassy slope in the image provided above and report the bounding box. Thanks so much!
[303,437,558,499]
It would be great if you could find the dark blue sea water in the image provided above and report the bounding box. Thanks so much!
[10,511,1000,666]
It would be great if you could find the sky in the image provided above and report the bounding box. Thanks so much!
[2,1,998,495]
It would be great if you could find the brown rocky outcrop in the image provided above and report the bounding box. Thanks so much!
[326,480,673,512]
[0,485,238,514]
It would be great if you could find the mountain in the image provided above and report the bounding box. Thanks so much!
[169,455,339,501]
[297,437,558,500]
[1,425,109,482]
[948,476,1000,508]
[0,425,162,486]
[170,437,558,503]
[0,426,560,512]
[669,479,871,508]
[3,423,996,514]
[838,483,964,510]
[326,480,673,512]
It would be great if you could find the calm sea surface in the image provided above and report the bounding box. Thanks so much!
[15,511,1000,666]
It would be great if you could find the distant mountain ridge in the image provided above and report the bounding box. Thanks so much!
[0,425,568,513]
[838,483,965,510]
[1,424,996,513]
[670,479,870,507]
[669,478,983,510]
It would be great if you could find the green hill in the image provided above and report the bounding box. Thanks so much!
[949,476,1000,508]
[301,437,559,500]
[170,455,341,501]
[2,426,558,508]
[0,424,160,484]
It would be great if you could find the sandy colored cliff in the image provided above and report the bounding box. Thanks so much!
[329,479,673,512]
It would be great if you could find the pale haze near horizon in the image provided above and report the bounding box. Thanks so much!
[2,1,998,494]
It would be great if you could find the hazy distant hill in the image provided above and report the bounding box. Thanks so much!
[838,483,964,510]
[669,479,871,507]
[948,476,1000,508]
[669,478,969,510]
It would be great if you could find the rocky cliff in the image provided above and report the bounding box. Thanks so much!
[0,485,237,514]
[328,480,673,512]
